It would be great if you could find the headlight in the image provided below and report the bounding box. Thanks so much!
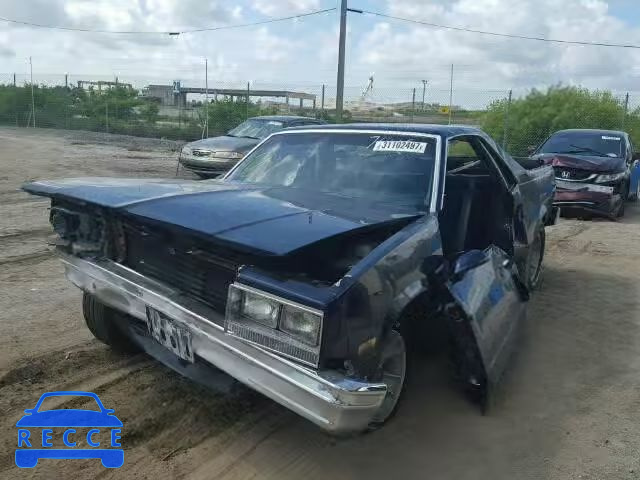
[182,146,193,156]
[280,306,321,346]
[240,291,280,328]
[225,284,324,365]
[213,151,244,159]
[595,171,626,183]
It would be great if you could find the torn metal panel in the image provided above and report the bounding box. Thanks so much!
[447,246,527,389]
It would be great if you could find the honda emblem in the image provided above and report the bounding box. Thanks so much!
[561,171,571,179]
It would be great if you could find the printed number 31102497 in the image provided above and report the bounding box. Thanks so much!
[372,140,427,154]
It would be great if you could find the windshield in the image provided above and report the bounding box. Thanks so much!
[538,131,623,157]
[227,119,284,140]
[226,132,437,208]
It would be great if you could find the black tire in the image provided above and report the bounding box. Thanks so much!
[616,182,629,217]
[368,330,408,429]
[524,227,545,291]
[82,293,139,353]
[616,199,626,218]
[631,181,640,202]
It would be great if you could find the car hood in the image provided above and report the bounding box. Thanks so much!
[186,135,259,153]
[534,153,626,172]
[23,178,424,256]
[16,410,123,427]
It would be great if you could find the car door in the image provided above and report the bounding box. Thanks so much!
[446,245,528,409]
[478,137,543,278]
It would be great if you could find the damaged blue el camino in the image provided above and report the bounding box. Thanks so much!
[23,124,556,434]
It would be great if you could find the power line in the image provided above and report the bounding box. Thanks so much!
[359,9,640,49]
[0,7,336,35]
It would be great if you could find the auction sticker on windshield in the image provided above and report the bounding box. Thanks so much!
[602,136,621,141]
[373,140,427,154]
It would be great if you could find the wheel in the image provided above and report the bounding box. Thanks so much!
[616,198,626,218]
[14,451,38,468]
[369,330,407,427]
[82,293,139,353]
[631,181,640,203]
[524,227,545,291]
[101,451,124,468]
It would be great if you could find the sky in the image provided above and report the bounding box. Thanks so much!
[2,0,640,103]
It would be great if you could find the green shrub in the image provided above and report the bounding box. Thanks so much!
[482,85,634,156]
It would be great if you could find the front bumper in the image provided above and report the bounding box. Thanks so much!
[179,155,239,175]
[61,254,387,434]
[554,189,621,216]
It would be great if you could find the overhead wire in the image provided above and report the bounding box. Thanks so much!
[0,7,336,35]
[359,9,640,49]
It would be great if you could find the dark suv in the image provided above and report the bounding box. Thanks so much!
[532,129,635,218]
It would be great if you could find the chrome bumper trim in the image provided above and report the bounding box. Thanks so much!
[60,253,386,433]
[180,155,237,172]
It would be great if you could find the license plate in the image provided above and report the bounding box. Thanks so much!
[556,180,614,194]
[145,307,194,362]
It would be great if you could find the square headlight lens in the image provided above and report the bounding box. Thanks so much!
[280,306,321,346]
[240,291,280,328]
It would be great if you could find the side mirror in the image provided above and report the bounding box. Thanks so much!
[632,152,640,161]
[453,250,490,277]
[23,409,34,415]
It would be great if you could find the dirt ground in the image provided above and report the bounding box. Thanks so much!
[1,126,640,480]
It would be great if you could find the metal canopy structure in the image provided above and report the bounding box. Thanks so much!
[177,87,315,101]
[143,84,317,109]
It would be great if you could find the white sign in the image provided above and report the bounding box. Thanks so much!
[372,140,427,154]
[602,136,621,141]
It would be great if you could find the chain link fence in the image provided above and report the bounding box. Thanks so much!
[1,73,639,157]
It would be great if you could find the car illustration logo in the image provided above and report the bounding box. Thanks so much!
[15,391,123,468]
[561,170,571,179]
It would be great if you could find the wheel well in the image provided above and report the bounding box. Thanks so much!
[395,291,449,356]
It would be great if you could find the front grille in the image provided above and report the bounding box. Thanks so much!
[554,167,593,181]
[123,222,238,313]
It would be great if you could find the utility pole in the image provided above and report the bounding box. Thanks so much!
[204,58,209,138]
[421,80,428,112]
[246,82,250,120]
[503,90,513,150]
[411,88,416,122]
[334,1,363,122]
[622,92,630,129]
[13,73,16,87]
[29,57,36,128]
[448,64,454,125]
[335,0,348,122]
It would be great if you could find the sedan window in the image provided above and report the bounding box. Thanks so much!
[227,119,284,140]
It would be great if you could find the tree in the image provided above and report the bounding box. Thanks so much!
[140,102,160,123]
[482,86,633,156]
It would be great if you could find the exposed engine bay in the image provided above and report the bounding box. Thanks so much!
[49,199,415,310]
